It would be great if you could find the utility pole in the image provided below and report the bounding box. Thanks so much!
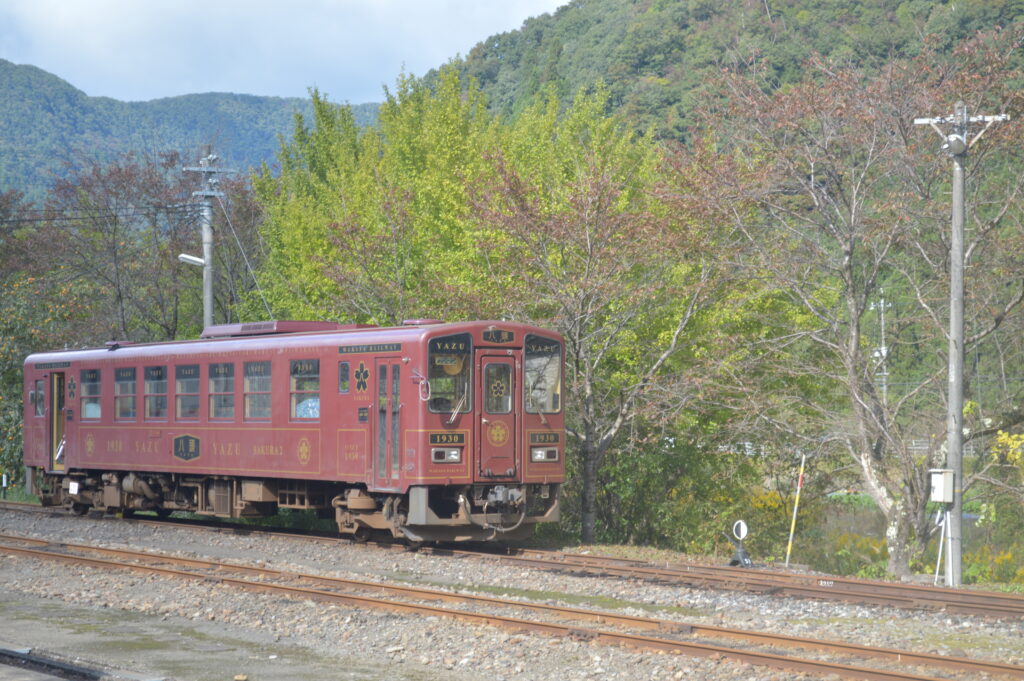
[183,153,231,330]
[870,289,890,407]
[914,102,1007,588]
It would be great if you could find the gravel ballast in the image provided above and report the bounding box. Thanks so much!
[0,510,1020,681]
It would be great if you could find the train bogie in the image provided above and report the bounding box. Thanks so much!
[22,320,565,542]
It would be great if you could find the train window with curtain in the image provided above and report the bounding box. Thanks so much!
[524,335,562,414]
[338,361,350,394]
[144,366,168,419]
[290,359,320,419]
[175,365,200,419]
[81,369,101,419]
[244,361,272,419]
[208,363,235,420]
[114,368,136,420]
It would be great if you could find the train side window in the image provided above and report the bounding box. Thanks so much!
[81,369,101,419]
[244,361,272,420]
[33,379,45,417]
[175,365,200,420]
[114,368,137,420]
[290,359,320,419]
[144,366,168,419]
[338,361,350,394]
[209,363,235,420]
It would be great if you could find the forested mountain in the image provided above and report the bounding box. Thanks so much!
[0,59,378,203]
[441,0,1024,138]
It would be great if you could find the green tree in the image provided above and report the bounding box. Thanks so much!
[470,87,732,543]
[692,27,1024,575]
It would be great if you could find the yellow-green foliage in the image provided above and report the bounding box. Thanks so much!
[963,545,1024,585]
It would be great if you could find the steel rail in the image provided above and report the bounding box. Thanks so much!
[0,534,1021,680]
[3,502,1021,619]
[468,547,1024,619]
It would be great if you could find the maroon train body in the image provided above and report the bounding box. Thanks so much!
[22,320,564,542]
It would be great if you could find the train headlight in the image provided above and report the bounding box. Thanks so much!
[432,447,462,463]
[531,447,559,462]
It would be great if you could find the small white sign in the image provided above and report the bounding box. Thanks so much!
[733,519,748,541]
[68,481,79,495]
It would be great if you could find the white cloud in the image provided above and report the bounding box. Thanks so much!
[0,0,564,102]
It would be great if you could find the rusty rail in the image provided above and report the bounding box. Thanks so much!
[0,533,1021,680]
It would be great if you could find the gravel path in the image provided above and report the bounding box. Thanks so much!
[0,510,1020,681]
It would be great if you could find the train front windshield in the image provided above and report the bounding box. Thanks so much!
[428,332,473,414]
[524,335,562,413]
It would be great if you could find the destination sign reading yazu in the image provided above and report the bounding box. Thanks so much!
[339,343,402,354]
[530,432,561,445]
[429,432,466,445]
[483,329,515,344]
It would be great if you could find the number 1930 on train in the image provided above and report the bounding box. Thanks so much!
[22,320,565,542]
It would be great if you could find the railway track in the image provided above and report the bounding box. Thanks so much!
[0,531,1020,681]
[3,500,1022,620]
[480,548,1024,619]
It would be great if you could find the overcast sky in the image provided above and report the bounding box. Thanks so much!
[0,0,566,104]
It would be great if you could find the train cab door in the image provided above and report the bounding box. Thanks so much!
[373,359,402,489]
[49,372,66,472]
[475,356,517,480]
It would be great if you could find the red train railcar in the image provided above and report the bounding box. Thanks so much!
[22,320,564,542]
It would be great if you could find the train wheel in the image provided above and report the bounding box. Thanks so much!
[70,502,89,516]
[352,526,372,543]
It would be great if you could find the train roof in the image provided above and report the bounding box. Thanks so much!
[24,319,561,367]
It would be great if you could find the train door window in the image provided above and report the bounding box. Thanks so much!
[81,369,101,419]
[391,365,400,477]
[524,335,563,413]
[114,368,137,420]
[33,379,45,417]
[209,363,235,419]
[377,366,387,476]
[338,361,350,394]
[485,363,512,414]
[427,332,472,414]
[144,366,168,419]
[244,361,272,420]
[175,365,200,420]
[290,359,320,419]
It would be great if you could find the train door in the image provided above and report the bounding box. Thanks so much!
[49,372,66,472]
[373,359,402,489]
[475,355,517,480]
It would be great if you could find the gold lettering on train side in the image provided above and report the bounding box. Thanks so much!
[106,439,124,453]
[251,444,284,456]
[298,438,312,465]
[213,441,240,457]
[342,443,363,461]
[85,433,96,456]
[134,440,158,454]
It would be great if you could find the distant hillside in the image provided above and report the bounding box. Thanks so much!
[0,59,379,203]
[442,0,1024,139]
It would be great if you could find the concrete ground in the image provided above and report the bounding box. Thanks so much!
[0,591,397,681]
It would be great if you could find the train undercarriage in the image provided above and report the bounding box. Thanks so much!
[27,467,560,543]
